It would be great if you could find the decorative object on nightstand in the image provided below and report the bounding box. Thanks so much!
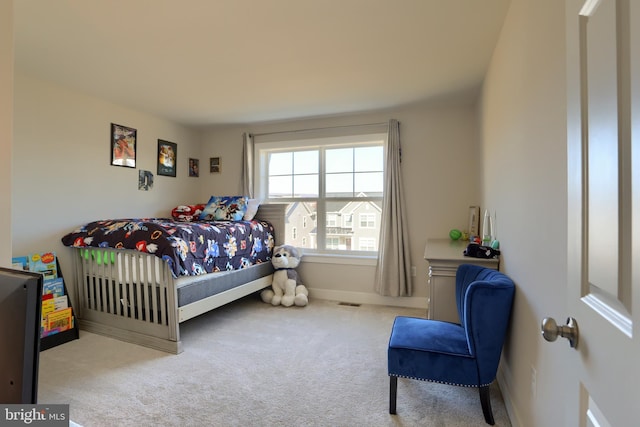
[468,206,480,238]
[482,209,494,243]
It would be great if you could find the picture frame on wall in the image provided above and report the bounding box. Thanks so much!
[209,157,221,173]
[110,123,136,168]
[188,158,199,177]
[157,140,177,177]
[138,170,154,191]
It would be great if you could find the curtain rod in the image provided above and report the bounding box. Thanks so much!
[250,121,390,138]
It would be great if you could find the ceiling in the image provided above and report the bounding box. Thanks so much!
[13,0,510,127]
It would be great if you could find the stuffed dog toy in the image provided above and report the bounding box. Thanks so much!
[260,245,308,307]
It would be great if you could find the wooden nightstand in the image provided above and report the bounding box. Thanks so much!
[424,238,499,323]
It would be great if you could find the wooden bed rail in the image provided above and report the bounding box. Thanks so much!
[72,247,181,353]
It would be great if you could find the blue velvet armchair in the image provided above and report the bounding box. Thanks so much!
[387,264,515,425]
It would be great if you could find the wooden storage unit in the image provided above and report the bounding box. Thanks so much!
[424,238,499,323]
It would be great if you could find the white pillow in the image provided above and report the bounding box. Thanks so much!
[243,198,261,220]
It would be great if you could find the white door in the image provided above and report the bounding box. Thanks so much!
[562,0,640,425]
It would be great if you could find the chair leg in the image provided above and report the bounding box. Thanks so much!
[389,376,398,414]
[479,385,495,425]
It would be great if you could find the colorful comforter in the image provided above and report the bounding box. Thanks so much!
[61,218,275,278]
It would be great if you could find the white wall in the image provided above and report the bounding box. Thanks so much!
[0,1,13,267]
[200,100,481,307]
[480,0,567,425]
[12,74,202,295]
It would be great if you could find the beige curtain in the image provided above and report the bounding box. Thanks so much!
[375,119,413,297]
[241,132,254,197]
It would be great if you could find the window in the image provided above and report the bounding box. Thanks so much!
[326,237,340,249]
[359,237,376,251]
[292,227,297,239]
[359,213,376,228]
[255,128,386,255]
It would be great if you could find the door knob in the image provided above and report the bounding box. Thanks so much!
[541,317,579,349]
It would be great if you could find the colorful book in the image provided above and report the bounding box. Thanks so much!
[43,277,65,298]
[41,297,56,334]
[11,256,29,270]
[53,295,68,311]
[44,307,73,336]
[29,252,58,281]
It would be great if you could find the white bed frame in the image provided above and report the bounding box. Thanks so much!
[69,204,286,354]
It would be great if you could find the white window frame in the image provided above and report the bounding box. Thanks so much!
[254,126,386,256]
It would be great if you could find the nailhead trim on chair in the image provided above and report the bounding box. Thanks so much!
[388,374,492,388]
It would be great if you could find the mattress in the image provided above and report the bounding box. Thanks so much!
[175,261,274,307]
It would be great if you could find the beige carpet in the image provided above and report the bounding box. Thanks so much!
[38,296,511,427]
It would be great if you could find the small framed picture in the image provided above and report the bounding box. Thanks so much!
[110,123,136,168]
[188,158,199,177]
[210,157,221,173]
[468,206,480,237]
[157,140,177,177]
[138,170,154,191]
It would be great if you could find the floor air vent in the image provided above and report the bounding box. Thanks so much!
[338,302,361,307]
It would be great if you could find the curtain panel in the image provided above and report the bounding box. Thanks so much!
[375,119,413,297]
[241,132,254,198]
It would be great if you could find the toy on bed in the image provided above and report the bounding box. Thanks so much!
[170,204,206,222]
[260,245,308,307]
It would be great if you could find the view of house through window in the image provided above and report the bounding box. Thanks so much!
[255,131,386,254]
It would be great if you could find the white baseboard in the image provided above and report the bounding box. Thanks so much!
[497,365,522,427]
[308,287,427,310]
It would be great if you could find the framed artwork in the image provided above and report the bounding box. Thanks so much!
[110,123,136,168]
[188,158,199,177]
[157,140,177,177]
[209,157,221,173]
[138,170,154,191]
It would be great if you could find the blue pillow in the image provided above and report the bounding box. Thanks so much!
[200,196,248,221]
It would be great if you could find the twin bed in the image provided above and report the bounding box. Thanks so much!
[61,204,287,354]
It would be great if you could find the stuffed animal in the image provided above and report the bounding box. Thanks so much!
[260,245,308,307]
